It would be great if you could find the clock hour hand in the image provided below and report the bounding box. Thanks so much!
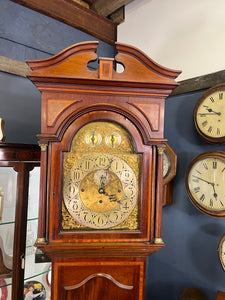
[192,175,217,198]
[201,106,221,116]
[98,188,121,203]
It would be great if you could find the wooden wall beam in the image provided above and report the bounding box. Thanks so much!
[0,56,31,78]
[10,0,117,45]
[172,70,225,95]
[91,0,131,17]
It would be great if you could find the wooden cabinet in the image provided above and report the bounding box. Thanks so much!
[27,41,180,299]
[0,143,40,299]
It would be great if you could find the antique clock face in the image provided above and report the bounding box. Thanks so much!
[185,151,225,217]
[218,234,225,272]
[163,143,177,185]
[163,151,170,179]
[193,84,225,144]
[63,153,138,229]
[62,121,140,231]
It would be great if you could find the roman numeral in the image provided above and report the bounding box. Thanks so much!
[219,92,223,100]
[208,126,212,133]
[194,187,200,193]
[210,96,215,103]
[202,120,208,127]
[213,161,217,169]
[203,162,208,170]
[217,128,221,135]
[200,194,205,201]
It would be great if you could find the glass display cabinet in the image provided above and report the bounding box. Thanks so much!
[0,143,51,300]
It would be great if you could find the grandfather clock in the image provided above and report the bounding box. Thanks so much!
[27,41,180,299]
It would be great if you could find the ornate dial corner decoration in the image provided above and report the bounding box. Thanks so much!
[47,99,81,127]
[128,102,160,132]
[64,273,134,291]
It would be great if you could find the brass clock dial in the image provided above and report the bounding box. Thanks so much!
[193,84,225,144]
[218,233,225,272]
[63,153,138,229]
[85,131,102,147]
[185,151,225,217]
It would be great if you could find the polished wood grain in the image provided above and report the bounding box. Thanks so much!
[217,291,225,300]
[27,42,180,299]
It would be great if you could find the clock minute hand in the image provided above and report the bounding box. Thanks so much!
[192,175,217,198]
[199,113,220,116]
[192,175,214,185]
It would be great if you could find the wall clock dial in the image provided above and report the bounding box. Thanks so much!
[163,143,177,185]
[185,151,225,217]
[218,233,225,272]
[193,84,225,144]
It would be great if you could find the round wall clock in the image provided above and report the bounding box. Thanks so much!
[218,233,225,271]
[163,143,177,185]
[193,84,225,144]
[185,151,225,217]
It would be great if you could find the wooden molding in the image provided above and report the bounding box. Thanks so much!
[0,56,31,77]
[10,0,117,45]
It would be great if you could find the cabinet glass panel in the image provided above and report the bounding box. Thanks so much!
[0,167,17,299]
[24,167,51,300]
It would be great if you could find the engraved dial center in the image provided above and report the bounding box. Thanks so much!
[79,170,123,213]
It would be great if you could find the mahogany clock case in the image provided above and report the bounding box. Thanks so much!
[26,41,180,299]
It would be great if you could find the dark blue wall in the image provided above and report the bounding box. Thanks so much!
[147,90,225,300]
[0,0,114,143]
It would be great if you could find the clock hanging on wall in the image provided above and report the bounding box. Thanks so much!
[27,41,180,300]
[193,84,225,144]
[185,151,225,217]
[218,233,225,272]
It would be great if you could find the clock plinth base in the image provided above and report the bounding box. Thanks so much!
[51,257,147,300]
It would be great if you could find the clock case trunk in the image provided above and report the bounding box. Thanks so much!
[27,41,180,299]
